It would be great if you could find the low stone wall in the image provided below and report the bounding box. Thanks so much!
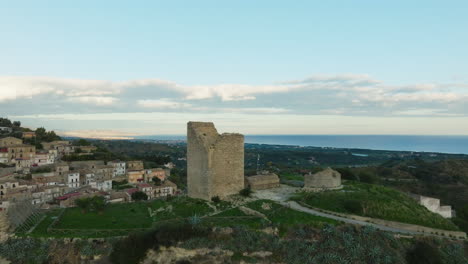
[300,203,467,239]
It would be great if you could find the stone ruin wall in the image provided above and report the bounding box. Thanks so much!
[187,122,244,200]
[419,195,452,218]
[304,168,342,190]
[0,212,11,242]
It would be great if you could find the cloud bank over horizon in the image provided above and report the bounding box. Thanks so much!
[2,74,468,136]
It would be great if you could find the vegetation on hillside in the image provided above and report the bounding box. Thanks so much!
[293,181,460,231]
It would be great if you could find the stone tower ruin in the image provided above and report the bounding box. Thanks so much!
[187,122,244,200]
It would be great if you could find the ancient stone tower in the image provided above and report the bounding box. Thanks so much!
[187,122,244,200]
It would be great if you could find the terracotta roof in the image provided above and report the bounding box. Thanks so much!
[125,188,139,195]
[56,192,81,200]
[161,180,177,188]
[137,183,152,188]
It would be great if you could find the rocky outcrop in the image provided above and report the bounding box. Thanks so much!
[141,247,234,264]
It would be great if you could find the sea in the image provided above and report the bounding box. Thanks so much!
[135,135,468,155]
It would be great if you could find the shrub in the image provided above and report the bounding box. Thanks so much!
[110,222,209,264]
[75,197,91,213]
[0,238,50,264]
[406,241,443,264]
[131,191,148,201]
[152,176,162,186]
[343,199,363,215]
[239,187,252,197]
[358,172,377,184]
[75,196,107,213]
[335,168,358,181]
[211,196,221,203]
[110,230,154,264]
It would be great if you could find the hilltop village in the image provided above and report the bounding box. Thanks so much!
[0,132,177,212]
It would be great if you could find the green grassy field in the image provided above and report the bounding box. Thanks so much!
[279,172,304,181]
[22,193,343,238]
[210,200,338,233]
[25,196,215,237]
[292,181,460,231]
[245,200,338,232]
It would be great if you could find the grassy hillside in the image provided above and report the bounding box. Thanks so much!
[293,181,460,231]
[377,159,468,220]
[212,200,338,233]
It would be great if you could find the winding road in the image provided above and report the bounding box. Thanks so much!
[252,184,466,239]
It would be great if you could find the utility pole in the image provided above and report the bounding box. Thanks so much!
[256,154,260,174]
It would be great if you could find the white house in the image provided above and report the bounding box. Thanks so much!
[108,160,126,177]
[0,149,9,163]
[91,179,112,191]
[34,152,55,166]
[67,172,80,188]
[0,127,12,133]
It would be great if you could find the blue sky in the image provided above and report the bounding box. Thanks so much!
[1,1,468,138]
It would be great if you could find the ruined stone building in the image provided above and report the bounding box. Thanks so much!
[187,122,244,200]
[304,167,342,191]
[245,172,280,190]
[411,194,453,218]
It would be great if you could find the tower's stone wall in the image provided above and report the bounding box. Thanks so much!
[187,122,244,200]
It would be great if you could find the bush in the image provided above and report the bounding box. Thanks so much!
[406,241,443,264]
[75,196,107,214]
[239,187,252,197]
[358,172,377,184]
[343,199,363,215]
[211,196,221,203]
[0,238,50,264]
[335,168,358,181]
[131,191,148,201]
[110,222,209,264]
[152,176,162,186]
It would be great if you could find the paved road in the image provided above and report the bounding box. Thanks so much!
[280,201,422,236]
[253,185,465,239]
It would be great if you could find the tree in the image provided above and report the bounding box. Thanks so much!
[0,118,12,127]
[75,196,107,214]
[406,241,443,264]
[335,168,357,181]
[75,198,91,214]
[75,139,91,146]
[90,196,106,213]
[131,191,148,201]
[35,127,61,142]
[359,172,377,184]
[12,121,21,127]
[152,177,162,186]
[344,199,363,215]
[239,187,252,197]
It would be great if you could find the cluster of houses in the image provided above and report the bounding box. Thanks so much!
[0,134,177,211]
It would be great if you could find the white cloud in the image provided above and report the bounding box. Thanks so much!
[68,96,118,105]
[12,112,468,136]
[2,75,468,118]
[0,76,120,102]
[137,99,192,109]
[58,129,136,140]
